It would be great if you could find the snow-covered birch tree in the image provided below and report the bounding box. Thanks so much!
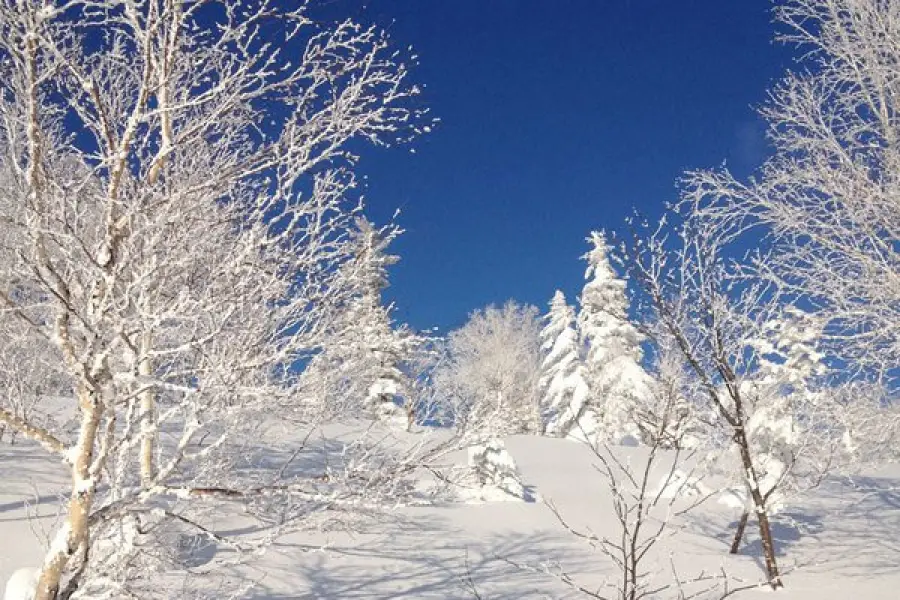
[0,1,430,597]
[657,0,900,567]
[617,210,895,589]
[539,290,592,438]
[683,0,900,382]
[578,231,651,444]
[434,301,543,437]
[619,216,791,589]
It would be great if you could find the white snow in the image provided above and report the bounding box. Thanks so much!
[653,469,712,499]
[2,435,899,598]
[3,569,37,600]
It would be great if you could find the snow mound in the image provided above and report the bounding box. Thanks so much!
[717,488,747,511]
[4,568,37,600]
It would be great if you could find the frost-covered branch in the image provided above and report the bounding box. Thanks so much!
[0,0,431,597]
[682,0,900,382]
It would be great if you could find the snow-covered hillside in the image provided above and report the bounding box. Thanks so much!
[2,433,898,599]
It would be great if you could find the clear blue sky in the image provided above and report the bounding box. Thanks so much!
[347,0,792,332]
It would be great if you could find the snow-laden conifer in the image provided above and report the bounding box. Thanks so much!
[724,309,828,538]
[577,232,651,444]
[539,291,592,437]
[304,218,421,421]
[463,439,533,502]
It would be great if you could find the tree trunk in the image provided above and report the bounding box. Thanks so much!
[755,507,783,588]
[734,430,783,589]
[405,401,416,431]
[34,386,102,600]
[729,510,749,554]
[532,398,544,436]
[138,331,156,487]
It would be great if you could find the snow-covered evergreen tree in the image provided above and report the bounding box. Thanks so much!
[355,219,425,420]
[350,298,418,421]
[539,291,592,437]
[304,218,421,421]
[577,231,651,444]
[705,306,835,554]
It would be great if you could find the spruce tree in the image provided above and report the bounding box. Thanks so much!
[304,218,420,420]
[577,231,651,444]
[540,291,592,437]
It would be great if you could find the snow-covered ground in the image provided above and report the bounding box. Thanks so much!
[2,434,898,599]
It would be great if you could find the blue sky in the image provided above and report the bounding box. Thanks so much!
[348,0,793,332]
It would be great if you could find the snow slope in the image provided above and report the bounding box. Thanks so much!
[1,435,899,599]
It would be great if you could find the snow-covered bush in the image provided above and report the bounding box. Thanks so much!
[463,439,532,502]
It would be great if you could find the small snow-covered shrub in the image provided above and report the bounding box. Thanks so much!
[463,439,535,502]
